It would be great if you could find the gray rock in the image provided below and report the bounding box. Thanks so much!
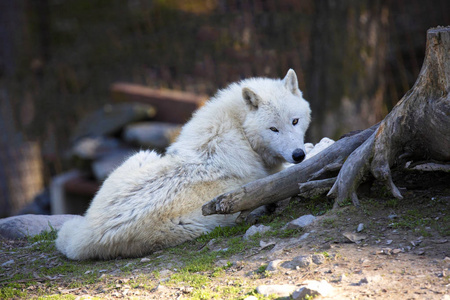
[71,103,156,142]
[291,280,334,299]
[0,214,82,239]
[292,255,312,268]
[123,122,181,151]
[92,149,135,181]
[266,259,283,271]
[256,284,298,297]
[282,255,312,269]
[342,232,367,244]
[286,214,316,229]
[357,223,364,232]
[311,254,326,265]
[243,225,271,240]
[71,136,123,160]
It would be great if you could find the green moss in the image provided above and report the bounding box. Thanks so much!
[0,286,27,299]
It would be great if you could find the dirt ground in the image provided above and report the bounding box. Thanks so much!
[0,169,449,299]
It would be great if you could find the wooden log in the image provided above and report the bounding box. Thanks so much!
[111,83,208,124]
[202,124,378,216]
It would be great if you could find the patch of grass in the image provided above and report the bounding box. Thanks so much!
[226,236,257,256]
[37,295,77,299]
[322,218,337,228]
[304,195,334,216]
[183,250,217,273]
[39,262,78,277]
[390,209,428,230]
[337,197,353,207]
[0,286,27,299]
[435,215,450,236]
[385,198,400,208]
[169,271,211,288]
[195,223,251,244]
[27,226,58,252]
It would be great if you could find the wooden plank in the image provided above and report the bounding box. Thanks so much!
[111,83,208,124]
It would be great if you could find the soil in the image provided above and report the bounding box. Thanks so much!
[0,169,449,299]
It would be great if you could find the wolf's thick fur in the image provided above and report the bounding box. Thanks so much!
[56,70,311,260]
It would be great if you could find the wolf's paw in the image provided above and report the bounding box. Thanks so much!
[305,138,335,160]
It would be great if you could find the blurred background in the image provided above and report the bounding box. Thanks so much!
[1,0,449,217]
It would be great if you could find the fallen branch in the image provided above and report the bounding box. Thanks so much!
[202,124,378,216]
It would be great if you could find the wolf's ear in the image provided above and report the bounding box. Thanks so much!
[283,69,300,95]
[242,87,260,109]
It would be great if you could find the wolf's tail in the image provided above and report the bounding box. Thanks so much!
[55,216,98,260]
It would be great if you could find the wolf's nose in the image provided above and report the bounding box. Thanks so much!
[292,148,305,163]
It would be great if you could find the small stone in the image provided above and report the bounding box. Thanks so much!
[357,223,364,232]
[286,215,316,229]
[342,232,367,244]
[388,214,398,219]
[292,280,334,299]
[311,254,326,265]
[140,258,151,263]
[386,240,393,245]
[259,240,276,249]
[214,260,230,268]
[290,255,312,268]
[243,225,271,240]
[392,248,402,254]
[380,248,393,255]
[411,239,423,247]
[266,259,283,272]
[415,248,425,255]
[256,284,298,297]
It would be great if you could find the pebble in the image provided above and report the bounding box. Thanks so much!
[357,223,364,232]
[243,225,271,240]
[266,259,283,272]
[311,254,326,265]
[140,258,151,263]
[285,215,316,229]
[256,284,298,297]
[342,232,367,244]
[292,255,312,268]
[388,214,398,219]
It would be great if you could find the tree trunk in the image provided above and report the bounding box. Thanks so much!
[202,26,450,216]
[329,26,450,207]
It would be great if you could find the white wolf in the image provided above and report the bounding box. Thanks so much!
[56,69,312,260]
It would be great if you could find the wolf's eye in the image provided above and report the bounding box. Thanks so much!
[292,118,299,126]
[269,127,279,132]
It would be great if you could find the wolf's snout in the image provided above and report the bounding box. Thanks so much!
[292,148,305,163]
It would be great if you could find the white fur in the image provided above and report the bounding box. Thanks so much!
[56,69,311,260]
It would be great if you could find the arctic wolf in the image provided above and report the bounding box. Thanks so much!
[56,69,311,260]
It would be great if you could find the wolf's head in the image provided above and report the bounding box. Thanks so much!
[242,69,311,167]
